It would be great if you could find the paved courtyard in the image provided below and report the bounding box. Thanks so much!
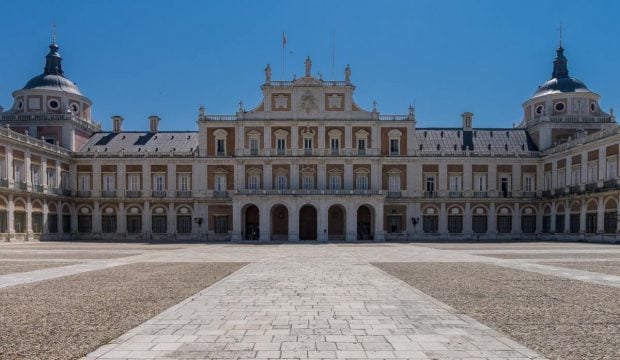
[0,241,619,360]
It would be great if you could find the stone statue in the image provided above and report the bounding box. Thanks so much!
[345,64,351,83]
[304,56,312,77]
[264,64,272,83]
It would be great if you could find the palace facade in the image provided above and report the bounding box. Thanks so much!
[0,40,619,243]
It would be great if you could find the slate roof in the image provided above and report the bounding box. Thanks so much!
[415,128,538,152]
[79,131,199,153]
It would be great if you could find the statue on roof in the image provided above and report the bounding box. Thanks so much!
[345,64,351,83]
[304,56,312,77]
[264,64,272,83]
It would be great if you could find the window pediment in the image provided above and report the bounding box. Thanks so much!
[213,129,228,137]
[387,129,402,137]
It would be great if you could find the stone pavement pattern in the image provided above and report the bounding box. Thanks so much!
[83,260,544,360]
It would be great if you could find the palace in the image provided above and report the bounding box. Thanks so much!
[0,40,619,243]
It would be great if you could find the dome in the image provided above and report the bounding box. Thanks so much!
[21,41,83,96]
[23,73,83,95]
[532,46,591,98]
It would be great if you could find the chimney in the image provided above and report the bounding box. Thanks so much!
[112,115,123,132]
[149,115,160,132]
[461,112,473,131]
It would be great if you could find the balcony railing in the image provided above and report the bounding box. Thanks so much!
[101,190,116,198]
[176,190,192,198]
[569,185,583,194]
[250,148,259,156]
[555,188,566,197]
[126,190,142,198]
[522,191,537,198]
[213,190,229,198]
[62,188,72,196]
[152,190,167,198]
[236,189,382,196]
[216,150,226,157]
[357,149,366,156]
[585,183,598,192]
[448,191,462,198]
[473,191,488,198]
[330,148,340,156]
[51,187,63,196]
[498,191,512,198]
[603,179,619,190]
[33,184,44,193]
[387,191,402,198]
[541,190,552,198]
[0,179,9,188]
[77,190,91,197]
[424,191,437,198]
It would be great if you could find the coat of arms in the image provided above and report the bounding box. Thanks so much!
[298,91,318,113]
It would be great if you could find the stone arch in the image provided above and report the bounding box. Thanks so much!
[471,205,488,234]
[270,204,289,241]
[101,204,118,233]
[604,198,618,234]
[299,204,318,240]
[496,205,512,234]
[447,205,464,234]
[357,204,374,240]
[0,197,7,233]
[126,205,143,234]
[151,205,168,234]
[327,204,346,241]
[243,204,260,240]
[586,199,598,234]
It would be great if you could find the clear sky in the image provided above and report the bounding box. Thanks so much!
[0,0,619,131]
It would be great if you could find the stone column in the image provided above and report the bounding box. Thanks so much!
[167,203,175,238]
[25,150,32,190]
[464,202,472,236]
[93,163,101,197]
[167,163,176,197]
[288,203,298,241]
[463,163,472,193]
[236,163,245,190]
[580,201,586,234]
[41,158,48,189]
[512,163,521,193]
[597,195,604,233]
[551,160,558,189]
[318,163,326,190]
[143,201,151,240]
[565,156,572,186]
[371,160,380,191]
[550,201,556,234]
[344,162,353,191]
[259,203,269,241]
[599,146,607,181]
[581,151,588,184]
[264,125,272,151]
[6,145,13,186]
[26,196,32,240]
[290,163,299,190]
[318,202,328,242]
[488,202,496,236]
[264,163,272,190]
[371,125,379,155]
[374,203,384,241]
[93,201,101,234]
[439,202,447,236]
[231,201,242,241]
[512,202,520,235]
[143,164,151,195]
[564,200,571,234]
[318,125,325,150]
[346,205,356,241]
[291,125,298,155]
[344,124,352,152]
[70,163,77,195]
[7,194,14,237]
[438,162,447,196]
[118,202,126,235]
[42,200,49,237]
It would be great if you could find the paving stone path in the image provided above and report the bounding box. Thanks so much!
[83,260,544,360]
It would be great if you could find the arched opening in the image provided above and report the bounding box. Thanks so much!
[328,205,346,240]
[604,198,618,234]
[270,204,288,240]
[244,204,260,240]
[496,206,512,234]
[472,206,488,234]
[176,206,192,234]
[126,206,142,234]
[151,206,167,234]
[101,206,117,233]
[357,205,373,240]
[542,206,552,233]
[447,206,463,234]
[14,200,26,233]
[586,200,598,234]
[299,205,317,240]
[31,202,43,234]
[422,206,439,234]
[521,207,536,234]
[570,202,581,233]
[0,198,7,233]
[47,203,58,234]
[77,206,92,234]
[62,205,71,233]
[555,204,565,233]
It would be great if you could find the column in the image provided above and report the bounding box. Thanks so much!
[488,202,496,236]
[264,163,272,190]
[290,163,299,190]
[512,163,521,192]
[597,195,604,233]
[512,202,520,235]
[318,202,328,242]
[93,201,101,234]
[344,124,352,152]
[464,202,472,236]
[118,163,126,195]
[118,202,126,235]
[318,125,325,150]
[42,200,49,236]
[406,125,415,155]
[439,202,447,236]
[346,206,356,241]
[535,203,543,234]
[167,203,175,237]
[317,163,326,190]
[25,150,32,189]
[564,200,570,234]
[167,163,175,197]
[374,203,384,241]
[7,194,14,237]
[371,160,380,191]
[599,146,607,182]
[550,201,556,234]
[236,163,245,190]
[26,196,32,239]
[344,162,353,191]
[488,163,497,193]
[288,203,298,241]
[463,163,472,193]
[93,163,101,197]
[438,162,447,196]
[6,146,13,186]
[580,151,588,184]
[143,201,151,240]
[231,201,242,241]
[565,156,572,186]
[580,201,586,234]
[41,158,48,189]
[143,164,151,195]
[264,125,272,151]
[551,160,558,189]
[259,204,269,241]
[371,125,379,155]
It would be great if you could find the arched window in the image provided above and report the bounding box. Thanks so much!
[126,206,142,234]
[422,207,439,233]
[497,207,512,234]
[176,207,192,234]
[152,206,167,234]
[13,200,26,233]
[31,202,43,233]
[101,206,117,233]
[521,207,536,234]
[447,206,463,234]
[77,206,92,233]
[472,207,487,234]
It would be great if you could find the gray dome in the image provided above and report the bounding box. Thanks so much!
[23,74,83,95]
[533,76,589,97]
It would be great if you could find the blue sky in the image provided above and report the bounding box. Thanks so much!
[0,0,619,131]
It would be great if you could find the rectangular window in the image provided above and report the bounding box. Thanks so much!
[304,138,313,149]
[14,212,26,233]
[388,175,400,192]
[356,175,368,190]
[557,169,566,188]
[79,174,90,191]
[47,169,56,188]
[474,174,486,191]
[586,213,597,233]
[215,175,226,191]
[153,174,165,191]
[422,215,438,233]
[330,138,340,155]
[607,159,617,180]
[214,216,228,233]
[329,175,341,190]
[178,174,190,191]
[521,215,536,233]
[102,174,115,191]
[31,166,41,185]
[216,139,226,156]
[302,175,314,190]
[177,215,192,234]
[62,214,71,233]
[126,215,142,234]
[276,175,287,190]
[357,139,366,150]
[524,175,533,192]
[542,216,551,233]
[61,172,70,190]
[102,215,117,233]
[449,175,461,191]
[128,174,140,191]
[152,215,167,234]
[447,215,463,233]
[472,215,487,234]
[387,215,402,233]
[604,211,617,234]
[249,137,259,155]
[571,166,580,185]
[425,176,435,193]
[276,138,286,155]
[497,215,512,233]
[248,175,259,190]
[544,172,551,190]
[389,139,399,155]
[587,162,598,183]
[77,215,92,233]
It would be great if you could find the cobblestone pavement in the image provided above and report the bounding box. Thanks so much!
[2,241,619,359]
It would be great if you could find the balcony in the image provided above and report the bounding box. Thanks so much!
[15,181,27,191]
[51,187,63,196]
[585,183,598,192]
[0,179,8,188]
[603,179,619,190]
[498,191,512,198]
[62,188,72,196]
[250,148,259,156]
[424,191,437,198]
[152,190,167,198]
[101,190,116,198]
[448,191,462,198]
[330,148,340,156]
[236,189,382,196]
[33,185,44,193]
[357,149,366,156]
[176,190,192,198]
[522,191,537,199]
[213,190,229,198]
[276,148,285,156]
[77,190,91,197]
[555,188,566,197]
[541,190,552,198]
[216,150,226,157]
[473,191,488,198]
[126,190,142,198]
[387,191,402,198]
[569,185,583,195]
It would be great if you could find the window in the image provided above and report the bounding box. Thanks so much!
[557,169,566,188]
[500,176,511,197]
[388,174,400,192]
[521,214,536,233]
[542,216,551,233]
[61,171,70,190]
[522,175,533,192]
[447,214,463,233]
[152,215,167,234]
[387,215,402,233]
[555,214,565,233]
[128,174,140,190]
[248,175,260,190]
[329,175,341,190]
[587,162,598,183]
[356,174,368,190]
[153,174,165,191]
[357,139,366,154]
[449,175,461,191]
[14,212,26,233]
[32,213,43,233]
[604,211,617,234]
[249,137,259,156]
[330,138,340,155]
[276,138,286,155]
[275,175,287,190]
[47,169,56,188]
[425,176,435,193]
[31,166,41,185]
[47,213,58,233]
[79,174,90,190]
[102,174,115,191]
[570,213,580,233]
[423,215,438,233]
[62,214,71,233]
[178,174,190,191]
[586,213,597,233]
[389,139,400,155]
[215,174,226,191]
[472,214,487,234]
[14,162,23,182]
[497,213,512,233]
[214,216,228,233]
[607,158,617,180]
[126,215,142,234]
[571,166,581,185]
[302,175,314,190]
[177,215,192,233]
[78,215,92,233]
[304,137,313,150]
[102,214,117,233]
[216,139,226,156]
[474,174,486,191]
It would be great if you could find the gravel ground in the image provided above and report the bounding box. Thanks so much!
[0,261,77,276]
[414,243,619,250]
[0,262,245,360]
[0,244,183,251]
[0,252,140,260]
[374,262,620,360]
[477,252,620,259]
[539,261,620,277]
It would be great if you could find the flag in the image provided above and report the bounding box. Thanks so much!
[282,32,287,48]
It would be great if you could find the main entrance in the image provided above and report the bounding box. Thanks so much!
[299,205,317,240]
[243,204,259,240]
[357,205,373,240]
[270,204,288,241]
